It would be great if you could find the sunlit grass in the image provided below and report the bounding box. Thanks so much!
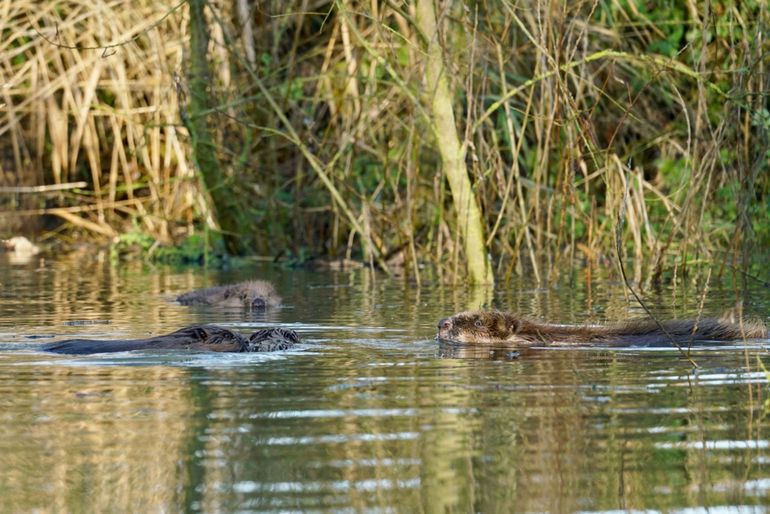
[1,1,767,283]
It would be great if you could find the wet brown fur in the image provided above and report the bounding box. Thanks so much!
[42,325,301,354]
[176,280,281,309]
[437,310,768,346]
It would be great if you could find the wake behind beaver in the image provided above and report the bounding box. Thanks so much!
[437,310,768,346]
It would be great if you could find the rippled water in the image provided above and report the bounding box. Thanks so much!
[1,252,770,512]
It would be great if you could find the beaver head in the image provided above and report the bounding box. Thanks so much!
[437,310,521,344]
[244,327,301,352]
[223,280,282,309]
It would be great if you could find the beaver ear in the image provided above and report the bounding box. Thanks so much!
[507,318,519,333]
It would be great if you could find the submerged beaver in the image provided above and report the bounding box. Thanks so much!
[437,310,768,346]
[177,280,281,309]
[42,325,301,354]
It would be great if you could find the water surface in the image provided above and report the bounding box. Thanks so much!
[1,254,769,512]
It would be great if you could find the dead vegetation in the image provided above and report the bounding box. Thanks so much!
[1,1,767,283]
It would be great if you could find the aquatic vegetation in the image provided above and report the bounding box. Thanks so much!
[1,1,767,283]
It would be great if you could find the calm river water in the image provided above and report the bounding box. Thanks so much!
[1,253,770,512]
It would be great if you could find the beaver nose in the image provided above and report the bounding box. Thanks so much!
[438,318,451,331]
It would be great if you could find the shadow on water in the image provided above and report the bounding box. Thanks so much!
[1,254,770,511]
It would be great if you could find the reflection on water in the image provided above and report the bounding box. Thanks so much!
[1,254,769,511]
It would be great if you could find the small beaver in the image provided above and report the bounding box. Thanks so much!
[42,325,301,354]
[176,280,281,309]
[437,310,768,346]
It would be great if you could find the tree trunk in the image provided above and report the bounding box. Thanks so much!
[185,0,250,254]
[415,0,494,284]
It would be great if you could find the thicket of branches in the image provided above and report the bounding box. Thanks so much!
[2,1,768,282]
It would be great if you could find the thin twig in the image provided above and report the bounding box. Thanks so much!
[616,166,698,368]
[30,1,187,53]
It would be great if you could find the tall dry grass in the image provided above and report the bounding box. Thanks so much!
[0,0,199,242]
[1,1,768,283]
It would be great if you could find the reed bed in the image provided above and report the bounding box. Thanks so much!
[0,0,196,243]
[1,0,767,283]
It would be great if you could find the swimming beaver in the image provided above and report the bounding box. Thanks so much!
[42,325,301,354]
[176,280,281,309]
[437,310,768,346]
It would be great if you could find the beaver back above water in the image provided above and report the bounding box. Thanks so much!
[437,310,768,346]
[42,325,301,354]
[176,280,281,309]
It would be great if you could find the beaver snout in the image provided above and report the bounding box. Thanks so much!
[438,318,452,331]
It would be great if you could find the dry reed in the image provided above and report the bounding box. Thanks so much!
[0,0,197,242]
[0,0,767,283]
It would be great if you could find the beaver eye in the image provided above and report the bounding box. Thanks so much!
[474,319,483,328]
